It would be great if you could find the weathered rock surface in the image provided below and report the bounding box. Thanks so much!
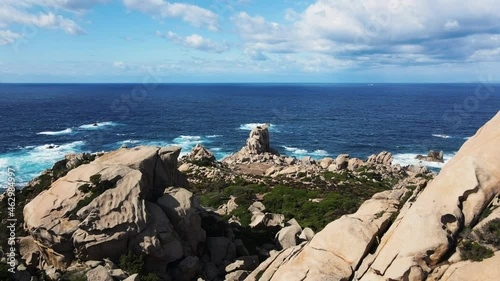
[157,187,206,255]
[367,151,393,166]
[415,150,444,163]
[86,265,114,281]
[356,112,500,280]
[240,124,271,155]
[186,144,216,162]
[23,146,188,269]
[436,251,500,281]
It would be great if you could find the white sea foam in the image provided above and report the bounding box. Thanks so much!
[79,121,119,130]
[0,141,86,186]
[179,135,202,141]
[207,135,222,138]
[432,134,451,139]
[282,146,329,158]
[393,152,455,170]
[313,150,329,156]
[283,146,307,154]
[120,139,140,144]
[239,123,276,131]
[37,128,73,136]
[464,136,471,140]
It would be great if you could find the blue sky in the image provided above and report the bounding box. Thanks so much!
[0,0,499,83]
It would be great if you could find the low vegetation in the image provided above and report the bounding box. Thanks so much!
[459,240,494,262]
[477,218,500,247]
[119,251,160,281]
[199,168,399,232]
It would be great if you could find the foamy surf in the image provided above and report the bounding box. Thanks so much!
[432,134,451,139]
[79,121,120,130]
[392,152,455,170]
[0,141,86,186]
[37,128,73,136]
[282,146,329,158]
[239,123,277,132]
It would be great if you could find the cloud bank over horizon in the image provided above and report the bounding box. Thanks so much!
[0,0,499,82]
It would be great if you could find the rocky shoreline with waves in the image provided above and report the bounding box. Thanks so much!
[1,115,500,281]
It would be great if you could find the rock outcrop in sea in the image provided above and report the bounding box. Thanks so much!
[2,113,500,281]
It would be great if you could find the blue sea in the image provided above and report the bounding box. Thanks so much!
[1,83,499,186]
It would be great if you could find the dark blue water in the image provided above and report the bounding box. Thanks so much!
[1,83,499,185]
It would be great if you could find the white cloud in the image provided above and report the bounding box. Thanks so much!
[0,4,85,35]
[0,29,23,45]
[123,0,219,31]
[231,0,500,71]
[161,31,229,53]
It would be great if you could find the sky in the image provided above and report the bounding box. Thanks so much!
[0,0,499,83]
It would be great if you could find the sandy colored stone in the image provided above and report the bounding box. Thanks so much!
[23,146,184,268]
[358,111,500,280]
[245,189,402,281]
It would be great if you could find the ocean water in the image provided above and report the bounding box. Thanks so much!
[0,83,499,186]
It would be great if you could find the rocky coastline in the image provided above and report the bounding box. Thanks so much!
[1,117,499,281]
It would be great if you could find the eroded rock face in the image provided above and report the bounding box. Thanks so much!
[437,251,500,281]
[23,146,186,269]
[187,144,216,162]
[356,112,500,280]
[367,151,393,166]
[244,125,271,155]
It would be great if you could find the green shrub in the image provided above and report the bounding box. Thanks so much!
[119,251,144,274]
[227,205,253,226]
[255,270,264,280]
[52,159,70,179]
[460,240,494,261]
[199,192,227,208]
[262,177,395,231]
[89,174,102,186]
[478,218,500,247]
[78,184,91,193]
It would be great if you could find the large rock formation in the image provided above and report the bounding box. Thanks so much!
[241,124,271,155]
[23,146,188,269]
[415,150,444,163]
[357,112,500,280]
[186,144,216,163]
